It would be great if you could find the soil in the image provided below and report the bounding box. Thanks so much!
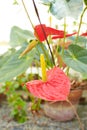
[0,90,87,130]
[0,79,87,130]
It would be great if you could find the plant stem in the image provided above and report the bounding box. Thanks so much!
[60,18,67,68]
[22,0,35,30]
[22,0,55,66]
[36,43,53,67]
[32,0,55,66]
[66,98,84,130]
[63,18,66,44]
[65,66,69,76]
[75,7,87,43]
[62,18,66,56]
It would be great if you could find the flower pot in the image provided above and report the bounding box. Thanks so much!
[43,89,82,121]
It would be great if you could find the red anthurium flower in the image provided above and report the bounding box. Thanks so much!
[26,67,71,101]
[34,24,76,42]
[52,32,77,39]
[34,24,64,41]
[81,32,87,36]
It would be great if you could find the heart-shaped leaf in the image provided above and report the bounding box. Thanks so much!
[68,36,87,47]
[61,44,87,73]
[0,42,51,82]
[9,26,34,47]
[0,43,35,82]
[41,0,83,19]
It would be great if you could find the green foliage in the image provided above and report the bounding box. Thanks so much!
[13,0,18,5]
[60,44,87,73]
[84,0,87,6]
[35,42,53,67]
[0,26,52,83]
[0,73,42,123]
[66,0,70,2]
[0,74,29,123]
[11,97,27,123]
[9,26,34,47]
[68,36,87,47]
[0,44,35,82]
[31,98,42,111]
[41,0,83,19]
[0,44,47,82]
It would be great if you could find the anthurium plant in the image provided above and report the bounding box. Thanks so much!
[0,0,87,127]
[0,0,87,82]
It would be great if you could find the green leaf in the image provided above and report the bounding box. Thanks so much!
[35,42,53,67]
[9,26,34,47]
[41,0,83,19]
[13,0,19,5]
[0,43,35,82]
[0,48,15,68]
[61,44,87,73]
[0,41,52,82]
[84,0,87,6]
[68,36,87,47]
[81,73,87,79]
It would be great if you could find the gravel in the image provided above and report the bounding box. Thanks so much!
[0,96,87,130]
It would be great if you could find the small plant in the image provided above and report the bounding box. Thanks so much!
[0,74,28,123]
[0,72,42,123]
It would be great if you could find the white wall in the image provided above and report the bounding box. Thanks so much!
[0,0,87,50]
[0,0,51,42]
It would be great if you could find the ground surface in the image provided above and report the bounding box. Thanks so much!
[0,91,87,130]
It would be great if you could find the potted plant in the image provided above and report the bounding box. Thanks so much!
[24,29,84,129]
[21,0,87,130]
[0,0,87,129]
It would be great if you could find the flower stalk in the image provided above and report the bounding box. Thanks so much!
[75,6,87,43]
[67,98,84,130]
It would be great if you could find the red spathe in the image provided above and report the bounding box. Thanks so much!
[26,67,71,101]
[34,24,76,42]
